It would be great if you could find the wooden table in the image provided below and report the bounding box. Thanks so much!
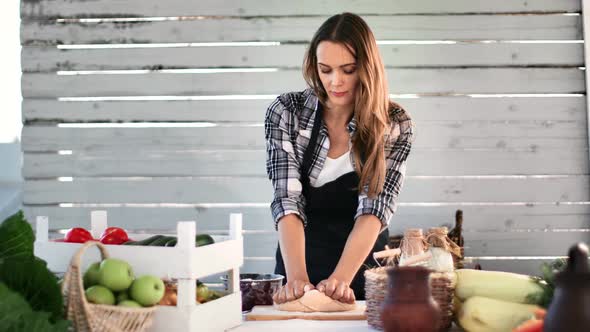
[230,319,463,331]
[228,300,463,331]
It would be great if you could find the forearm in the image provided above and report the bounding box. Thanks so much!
[331,214,382,284]
[277,214,309,281]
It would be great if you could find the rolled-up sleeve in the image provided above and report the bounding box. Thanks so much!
[265,97,307,230]
[355,110,414,232]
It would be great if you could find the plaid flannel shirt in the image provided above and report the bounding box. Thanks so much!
[265,88,414,232]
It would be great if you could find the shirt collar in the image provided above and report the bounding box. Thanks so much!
[347,117,357,134]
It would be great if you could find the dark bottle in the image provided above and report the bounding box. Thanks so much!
[448,210,464,269]
[544,242,590,332]
[381,266,441,332]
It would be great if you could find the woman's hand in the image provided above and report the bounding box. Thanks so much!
[316,276,356,304]
[272,279,315,304]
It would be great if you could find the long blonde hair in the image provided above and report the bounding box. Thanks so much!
[303,12,395,198]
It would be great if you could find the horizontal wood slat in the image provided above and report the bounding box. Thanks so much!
[24,204,590,233]
[241,257,570,276]
[21,68,586,97]
[22,147,589,177]
[22,176,590,204]
[472,259,568,276]
[239,231,589,257]
[36,230,573,261]
[24,205,589,258]
[21,43,584,72]
[21,121,588,152]
[22,96,587,123]
[240,259,276,274]
[21,15,582,45]
[20,0,581,19]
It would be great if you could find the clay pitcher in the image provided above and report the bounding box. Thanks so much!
[544,242,590,332]
[381,266,441,332]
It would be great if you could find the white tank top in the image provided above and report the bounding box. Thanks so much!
[312,151,355,187]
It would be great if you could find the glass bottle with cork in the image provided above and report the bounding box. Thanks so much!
[447,210,465,269]
[425,226,462,272]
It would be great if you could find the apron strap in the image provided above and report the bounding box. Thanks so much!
[300,101,324,188]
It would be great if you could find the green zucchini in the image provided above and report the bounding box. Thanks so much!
[196,234,214,247]
[135,235,165,246]
[150,236,176,246]
[164,238,178,247]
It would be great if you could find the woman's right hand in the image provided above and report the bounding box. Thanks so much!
[272,279,315,304]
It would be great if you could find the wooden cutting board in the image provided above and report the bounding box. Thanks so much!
[245,301,367,321]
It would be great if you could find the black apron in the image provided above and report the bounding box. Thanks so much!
[274,102,389,300]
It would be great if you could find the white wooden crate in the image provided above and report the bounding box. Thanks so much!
[34,211,244,332]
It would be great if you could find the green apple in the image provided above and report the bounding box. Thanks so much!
[98,258,134,292]
[118,300,143,308]
[197,284,209,303]
[116,291,129,303]
[129,275,165,306]
[83,262,101,289]
[85,285,116,305]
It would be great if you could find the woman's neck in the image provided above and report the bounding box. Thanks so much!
[323,102,354,130]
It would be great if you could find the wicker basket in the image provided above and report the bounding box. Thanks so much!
[364,267,456,331]
[61,241,157,332]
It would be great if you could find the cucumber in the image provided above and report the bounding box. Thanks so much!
[160,235,211,247]
[196,234,214,247]
[131,234,212,247]
[150,236,176,246]
[135,235,165,246]
[164,238,178,247]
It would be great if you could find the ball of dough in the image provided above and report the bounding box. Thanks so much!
[274,290,356,312]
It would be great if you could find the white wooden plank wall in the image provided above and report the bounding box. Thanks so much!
[20,0,590,275]
[19,0,582,17]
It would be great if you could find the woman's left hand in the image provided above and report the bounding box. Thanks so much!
[316,276,356,304]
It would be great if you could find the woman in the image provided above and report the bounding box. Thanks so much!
[265,13,413,305]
